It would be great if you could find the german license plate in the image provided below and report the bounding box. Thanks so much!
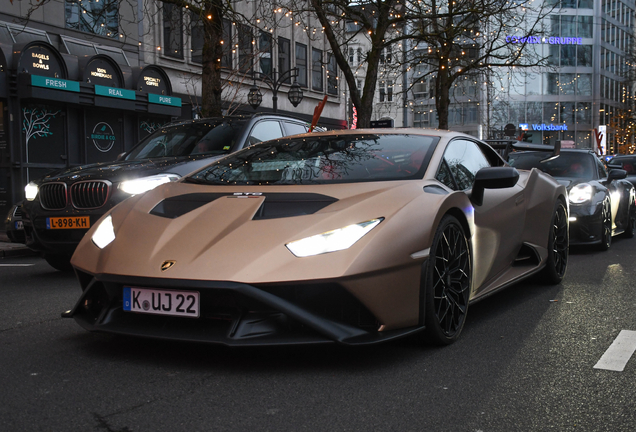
[46,216,90,229]
[123,287,200,318]
[15,221,23,230]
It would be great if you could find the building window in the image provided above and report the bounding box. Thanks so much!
[65,0,119,38]
[327,53,338,95]
[222,20,233,68]
[561,45,576,66]
[190,12,203,64]
[238,24,253,73]
[259,31,272,77]
[163,4,183,59]
[312,48,323,92]
[380,47,392,64]
[278,37,291,84]
[577,45,592,66]
[296,43,307,87]
[413,112,429,128]
[379,80,393,102]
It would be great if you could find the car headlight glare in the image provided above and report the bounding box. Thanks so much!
[25,182,39,201]
[92,215,116,249]
[119,173,180,195]
[569,183,593,204]
[286,218,383,258]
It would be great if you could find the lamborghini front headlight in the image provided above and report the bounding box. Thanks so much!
[92,215,115,249]
[285,218,383,258]
[119,173,180,195]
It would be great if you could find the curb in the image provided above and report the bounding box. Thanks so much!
[0,246,39,258]
[0,233,39,259]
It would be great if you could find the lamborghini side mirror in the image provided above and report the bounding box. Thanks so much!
[471,167,520,207]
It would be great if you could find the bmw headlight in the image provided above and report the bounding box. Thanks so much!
[119,173,180,195]
[569,183,593,204]
[92,215,115,249]
[286,218,383,258]
[25,182,39,201]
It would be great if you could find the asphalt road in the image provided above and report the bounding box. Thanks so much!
[1,238,635,431]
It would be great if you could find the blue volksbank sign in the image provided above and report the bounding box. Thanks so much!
[520,123,568,131]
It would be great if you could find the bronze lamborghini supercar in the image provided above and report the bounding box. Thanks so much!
[65,129,569,346]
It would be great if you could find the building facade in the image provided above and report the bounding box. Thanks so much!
[347,0,634,153]
[0,0,346,221]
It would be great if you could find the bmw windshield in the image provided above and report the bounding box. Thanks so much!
[125,119,246,160]
[186,134,439,185]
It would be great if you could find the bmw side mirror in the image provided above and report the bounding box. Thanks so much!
[471,167,520,207]
[116,152,126,161]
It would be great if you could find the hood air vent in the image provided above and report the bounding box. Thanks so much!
[150,193,338,220]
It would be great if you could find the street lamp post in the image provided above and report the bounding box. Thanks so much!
[248,68,303,112]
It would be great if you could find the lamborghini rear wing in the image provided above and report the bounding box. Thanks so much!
[485,139,560,162]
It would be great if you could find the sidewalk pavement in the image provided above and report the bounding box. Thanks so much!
[0,232,38,258]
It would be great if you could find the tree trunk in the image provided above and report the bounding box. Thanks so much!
[200,1,224,117]
[435,70,451,130]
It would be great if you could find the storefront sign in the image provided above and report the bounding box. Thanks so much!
[84,57,122,87]
[90,122,116,153]
[506,36,583,45]
[19,44,66,78]
[31,75,80,92]
[138,67,170,95]
[95,85,136,100]
[148,93,181,107]
[519,123,568,131]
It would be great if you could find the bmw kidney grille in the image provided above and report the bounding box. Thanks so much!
[70,181,111,209]
[39,183,68,210]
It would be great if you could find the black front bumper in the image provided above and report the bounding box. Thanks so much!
[66,271,422,346]
[568,203,603,246]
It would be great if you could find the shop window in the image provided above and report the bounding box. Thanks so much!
[65,0,119,38]
[296,43,307,87]
[312,48,323,92]
[327,53,338,95]
[163,4,183,59]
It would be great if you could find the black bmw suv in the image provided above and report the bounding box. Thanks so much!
[22,113,314,270]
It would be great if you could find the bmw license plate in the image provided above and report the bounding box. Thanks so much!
[15,221,23,230]
[46,216,90,229]
[123,287,200,318]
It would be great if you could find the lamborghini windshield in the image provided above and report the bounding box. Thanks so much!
[187,134,439,185]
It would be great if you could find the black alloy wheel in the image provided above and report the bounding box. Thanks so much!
[598,199,612,251]
[423,215,471,345]
[540,200,568,284]
[623,202,636,238]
